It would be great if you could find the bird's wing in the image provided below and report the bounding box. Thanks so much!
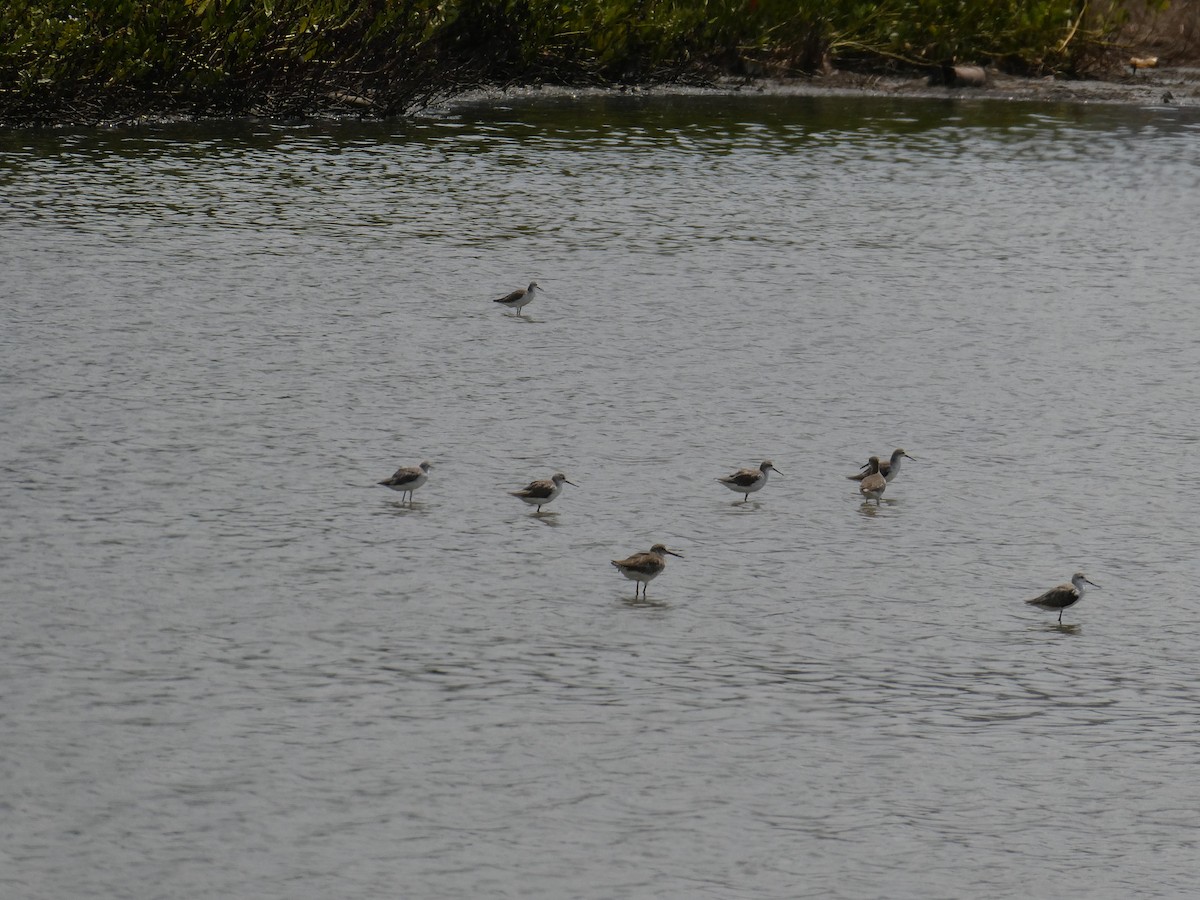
[1027,585,1076,607]
[722,469,757,486]
[860,474,886,492]
[494,288,526,303]
[613,552,658,572]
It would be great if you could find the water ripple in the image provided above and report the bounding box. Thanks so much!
[3,94,1200,899]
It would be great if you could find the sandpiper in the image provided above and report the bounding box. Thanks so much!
[858,456,887,504]
[847,448,915,483]
[1026,573,1099,624]
[510,472,577,513]
[718,460,781,501]
[377,460,431,504]
[611,543,683,599]
[493,281,542,315]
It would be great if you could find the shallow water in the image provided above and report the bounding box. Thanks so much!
[3,93,1200,899]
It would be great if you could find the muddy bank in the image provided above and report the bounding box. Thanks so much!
[3,64,1196,129]
[445,65,1200,114]
[755,65,1200,107]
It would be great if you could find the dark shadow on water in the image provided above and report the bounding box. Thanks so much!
[1046,621,1082,635]
[1024,617,1082,635]
[724,499,763,511]
[857,498,898,518]
[530,510,561,526]
[382,500,428,515]
[620,594,672,609]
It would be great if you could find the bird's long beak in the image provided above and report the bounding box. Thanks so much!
[903,453,916,460]
[859,461,870,470]
[564,478,579,487]
[665,549,684,557]
[1087,578,1100,588]
[771,467,783,476]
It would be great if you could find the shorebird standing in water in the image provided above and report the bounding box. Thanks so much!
[718,460,781,501]
[847,448,915,483]
[858,456,887,504]
[509,472,577,513]
[493,281,543,315]
[611,544,683,599]
[377,460,431,504]
[1026,573,1099,623]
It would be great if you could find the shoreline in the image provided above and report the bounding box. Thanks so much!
[3,0,1196,130]
[2,66,1196,130]
[444,66,1199,113]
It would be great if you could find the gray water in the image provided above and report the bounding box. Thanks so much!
[3,93,1200,899]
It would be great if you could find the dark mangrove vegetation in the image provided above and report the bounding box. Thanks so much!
[0,0,1180,124]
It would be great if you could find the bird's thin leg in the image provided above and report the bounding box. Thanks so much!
[1058,609,1063,623]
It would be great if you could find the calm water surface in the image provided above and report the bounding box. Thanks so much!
[3,93,1200,899]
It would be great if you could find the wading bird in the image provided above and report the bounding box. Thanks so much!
[858,456,887,504]
[509,472,577,513]
[1026,573,1099,624]
[493,281,543,315]
[377,460,431,504]
[847,448,915,483]
[611,544,683,599]
[718,460,781,502]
